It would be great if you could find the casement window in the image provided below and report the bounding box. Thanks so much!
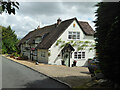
[35,37,42,43]
[68,31,80,40]
[74,52,85,59]
[41,51,46,57]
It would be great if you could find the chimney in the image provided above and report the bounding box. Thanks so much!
[57,18,62,25]
[37,25,40,29]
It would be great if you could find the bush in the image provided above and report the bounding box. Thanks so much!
[10,55,14,58]
[20,55,28,60]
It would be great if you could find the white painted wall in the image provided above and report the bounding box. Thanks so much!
[37,49,48,64]
[48,20,95,66]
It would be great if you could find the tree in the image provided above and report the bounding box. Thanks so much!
[1,25,19,54]
[94,2,120,86]
[0,0,19,14]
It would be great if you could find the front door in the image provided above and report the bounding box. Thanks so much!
[63,52,69,67]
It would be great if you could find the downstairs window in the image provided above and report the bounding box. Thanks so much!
[74,52,85,59]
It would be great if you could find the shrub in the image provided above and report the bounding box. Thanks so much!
[20,55,28,60]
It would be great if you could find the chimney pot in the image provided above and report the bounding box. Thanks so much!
[57,18,62,25]
[37,25,40,29]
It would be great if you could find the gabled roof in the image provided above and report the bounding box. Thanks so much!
[18,24,56,45]
[27,24,55,44]
[18,17,95,49]
[62,44,75,52]
[36,18,74,49]
[78,21,95,35]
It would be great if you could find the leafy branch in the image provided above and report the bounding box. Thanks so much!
[55,39,95,51]
[0,0,19,14]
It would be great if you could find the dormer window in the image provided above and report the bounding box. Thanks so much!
[35,37,42,44]
[68,31,80,40]
[26,39,30,43]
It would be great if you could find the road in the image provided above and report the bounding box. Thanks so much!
[2,56,69,88]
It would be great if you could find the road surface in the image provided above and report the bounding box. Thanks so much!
[2,56,69,88]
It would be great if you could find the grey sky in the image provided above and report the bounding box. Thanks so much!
[0,2,98,38]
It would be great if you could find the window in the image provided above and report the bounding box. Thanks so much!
[35,37,42,43]
[82,52,85,58]
[74,52,85,59]
[34,50,37,56]
[68,31,80,40]
[41,51,46,57]
[74,52,77,58]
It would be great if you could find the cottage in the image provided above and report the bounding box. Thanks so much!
[18,17,95,67]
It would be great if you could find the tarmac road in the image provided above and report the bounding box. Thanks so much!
[2,56,69,88]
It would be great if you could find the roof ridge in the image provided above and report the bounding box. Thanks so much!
[61,17,76,23]
[79,21,88,23]
[35,17,76,31]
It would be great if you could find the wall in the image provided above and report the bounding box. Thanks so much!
[37,49,48,64]
[71,48,95,66]
[20,43,30,59]
[48,20,95,66]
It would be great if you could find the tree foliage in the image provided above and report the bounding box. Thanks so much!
[0,25,19,54]
[0,0,19,14]
[94,2,120,85]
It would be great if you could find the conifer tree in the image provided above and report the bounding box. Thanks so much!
[94,2,120,86]
[1,25,18,54]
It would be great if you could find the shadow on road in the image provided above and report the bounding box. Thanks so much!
[53,75,91,88]
[24,78,70,88]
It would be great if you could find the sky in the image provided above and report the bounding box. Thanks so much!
[0,1,101,39]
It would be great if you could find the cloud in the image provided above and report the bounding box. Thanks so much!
[17,2,64,16]
[0,2,98,38]
[0,13,39,38]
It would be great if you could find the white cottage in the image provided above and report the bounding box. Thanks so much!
[18,17,95,67]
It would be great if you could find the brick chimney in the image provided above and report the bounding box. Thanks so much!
[57,18,62,25]
[37,25,40,29]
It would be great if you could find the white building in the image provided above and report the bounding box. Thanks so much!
[18,17,95,67]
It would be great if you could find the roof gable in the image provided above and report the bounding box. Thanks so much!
[73,18,95,36]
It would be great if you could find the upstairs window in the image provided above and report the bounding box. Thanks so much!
[74,52,85,59]
[35,37,42,43]
[68,31,80,40]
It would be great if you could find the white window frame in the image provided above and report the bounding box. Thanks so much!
[68,31,80,40]
[74,52,85,59]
